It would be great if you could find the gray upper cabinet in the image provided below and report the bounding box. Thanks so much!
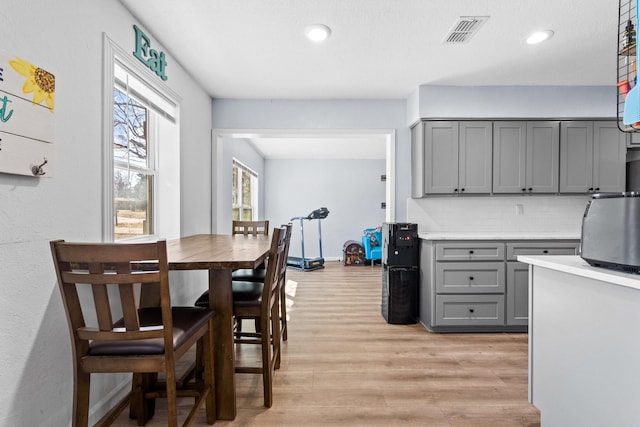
[560,121,626,193]
[424,121,459,194]
[412,119,625,197]
[492,121,559,194]
[422,121,492,195]
[593,122,627,192]
[491,121,526,193]
[459,122,493,194]
[411,122,425,198]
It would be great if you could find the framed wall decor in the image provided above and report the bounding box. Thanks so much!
[0,50,55,177]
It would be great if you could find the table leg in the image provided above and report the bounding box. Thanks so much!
[209,268,236,420]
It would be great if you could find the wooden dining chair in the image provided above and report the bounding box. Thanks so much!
[279,223,293,342]
[196,226,286,407]
[233,225,286,407]
[232,220,269,236]
[231,220,270,283]
[50,239,216,427]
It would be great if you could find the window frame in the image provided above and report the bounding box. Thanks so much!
[102,33,180,242]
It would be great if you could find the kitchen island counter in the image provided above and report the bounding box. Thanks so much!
[520,255,640,427]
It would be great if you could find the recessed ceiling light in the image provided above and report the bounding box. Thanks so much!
[527,30,554,44]
[304,24,331,42]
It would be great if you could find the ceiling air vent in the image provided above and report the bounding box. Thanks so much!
[443,16,489,44]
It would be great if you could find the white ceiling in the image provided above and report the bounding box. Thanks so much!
[119,0,621,158]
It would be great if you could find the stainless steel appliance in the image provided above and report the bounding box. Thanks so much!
[581,193,640,273]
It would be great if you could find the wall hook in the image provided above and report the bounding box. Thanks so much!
[31,158,48,176]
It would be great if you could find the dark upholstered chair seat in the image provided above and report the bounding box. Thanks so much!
[194,281,263,308]
[89,307,213,356]
[231,268,267,282]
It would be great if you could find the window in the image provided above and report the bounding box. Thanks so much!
[113,84,154,240]
[232,160,258,221]
[103,35,180,242]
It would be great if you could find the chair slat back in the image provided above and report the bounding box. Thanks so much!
[50,240,171,350]
[278,223,293,289]
[232,220,269,236]
[262,226,287,312]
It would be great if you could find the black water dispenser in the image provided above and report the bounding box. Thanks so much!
[381,223,419,324]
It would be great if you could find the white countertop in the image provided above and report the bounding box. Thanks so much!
[418,231,580,240]
[518,255,640,291]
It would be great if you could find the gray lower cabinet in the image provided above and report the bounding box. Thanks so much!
[506,262,529,326]
[420,238,580,332]
[436,294,505,326]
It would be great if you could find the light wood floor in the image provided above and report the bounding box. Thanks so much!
[113,261,540,426]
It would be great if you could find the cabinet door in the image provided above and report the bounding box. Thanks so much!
[411,122,425,198]
[507,262,529,326]
[424,122,459,194]
[527,121,559,193]
[506,241,580,261]
[560,121,594,193]
[593,121,626,193]
[459,122,492,194]
[436,294,505,326]
[493,121,527,193]
[436,262,505,294]
[435,242,505,261]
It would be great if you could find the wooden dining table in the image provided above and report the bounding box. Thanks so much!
[166,234,271,420]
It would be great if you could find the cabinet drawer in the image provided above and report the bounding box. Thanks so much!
[435,242,505,261]
[435,295,505,326]
[506,241,579,261]
[436,262,505,294]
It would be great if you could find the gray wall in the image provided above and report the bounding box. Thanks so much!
[0,1,213,425]
[265,158,386,260]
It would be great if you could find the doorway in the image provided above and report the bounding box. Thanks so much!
[212,128,395,233]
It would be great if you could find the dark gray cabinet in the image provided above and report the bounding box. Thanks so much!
[419,238,580,332]
[492,121,560,194]
[560,121,626,193]
[411,119,626,197]
[414,121,492,195]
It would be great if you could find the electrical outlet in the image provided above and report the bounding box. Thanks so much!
[516,204,524,215]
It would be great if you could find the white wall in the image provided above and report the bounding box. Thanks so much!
[0,1,212,425]
[407,196,590,235]
[211,99,409,221]
[411,85,616,123]
[265,159,386,260]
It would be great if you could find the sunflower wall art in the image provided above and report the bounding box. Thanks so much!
[0,50,55,177]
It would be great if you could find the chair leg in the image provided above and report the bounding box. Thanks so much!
[203,321,216,424]
[130,373,157,425]
[164,364,178,427]
[261,315,273,408]
[272,300,282,370]
[280,282,288,341]
[73,370,91,427]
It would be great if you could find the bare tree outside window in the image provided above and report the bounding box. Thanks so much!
[113,87,154,240]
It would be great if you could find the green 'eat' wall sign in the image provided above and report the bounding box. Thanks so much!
[133,25,168,81]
